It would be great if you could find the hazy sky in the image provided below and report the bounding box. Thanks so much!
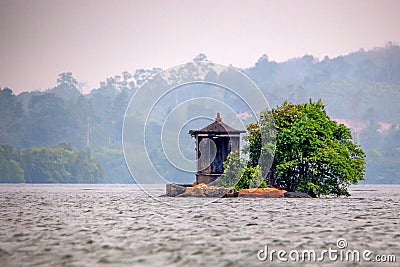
[0,0,399,93]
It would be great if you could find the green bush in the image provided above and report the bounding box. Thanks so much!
[216,151,267,190]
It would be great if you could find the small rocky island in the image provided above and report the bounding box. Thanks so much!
[166,183,311,198]
[165,113,311,198]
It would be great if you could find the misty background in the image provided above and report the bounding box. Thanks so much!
[1,45,400,184]
[1,0,399,184]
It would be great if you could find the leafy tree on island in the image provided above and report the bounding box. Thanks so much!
[221,99,366,197]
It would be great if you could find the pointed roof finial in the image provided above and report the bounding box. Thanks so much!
[216,112,222,122]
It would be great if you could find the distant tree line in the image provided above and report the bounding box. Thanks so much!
[0,143,103,183]
[0,69,158,183]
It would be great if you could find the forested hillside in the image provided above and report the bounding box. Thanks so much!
[1,43,399,183]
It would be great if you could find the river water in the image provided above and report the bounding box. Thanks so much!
[0,184,399,266]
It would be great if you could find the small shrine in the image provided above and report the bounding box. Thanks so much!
[189,113,245,184]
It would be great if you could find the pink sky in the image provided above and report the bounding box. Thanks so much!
[1,0,399,93]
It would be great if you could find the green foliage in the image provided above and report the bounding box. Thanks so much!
[254,109,276,177]
[216,151,267,190]
[247,99,366,197]
[0,88,24,147]
[0,145,24,183]
[238,165,267,190]
[216,151,245,188]
[0,143,103,183]
[249,165,267,188]
[243,123,261,167]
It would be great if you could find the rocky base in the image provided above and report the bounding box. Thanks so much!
[165,183,311,198]
[238,188,286,198]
